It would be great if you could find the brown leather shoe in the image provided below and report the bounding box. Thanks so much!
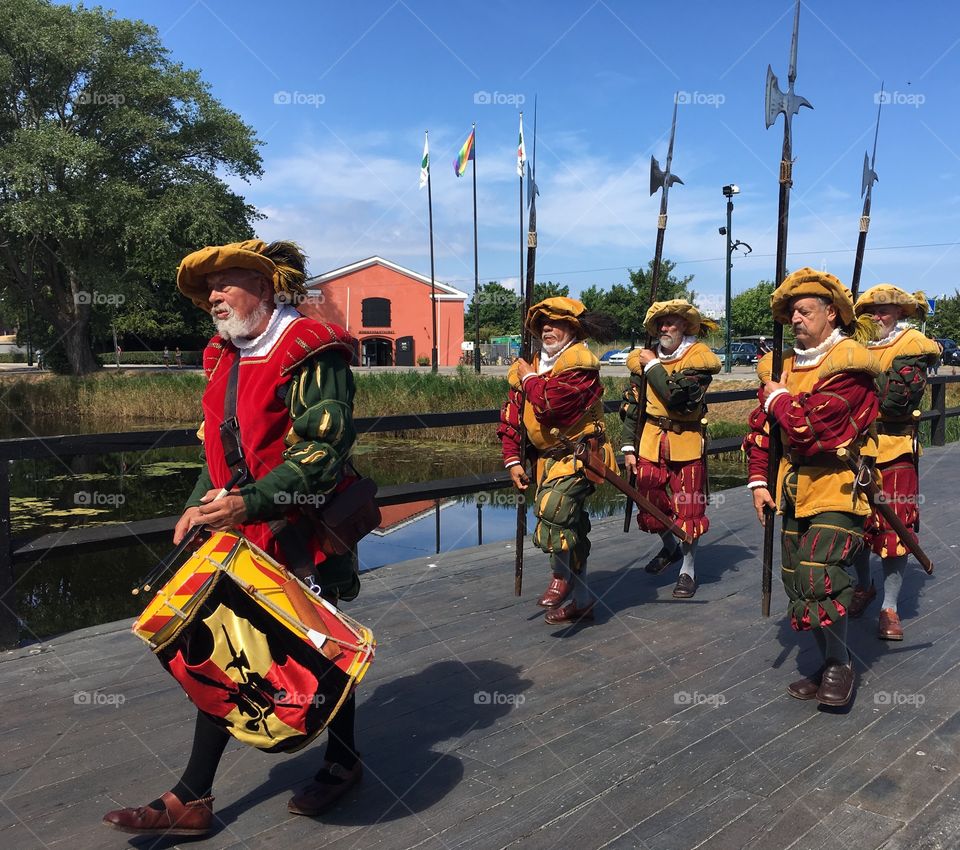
[102,791,214,837]
[288,761,362,816]
[537,576,572,608]
[816,660,855,707]
[878,608,904,640]
[672,574,697,599]
[787,666,825,700]
[644,547,681,574]
[544,599,595,625]
[848,583,876,618]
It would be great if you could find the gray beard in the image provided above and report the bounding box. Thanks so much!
[658,331,683,354]
[213,302,271,341]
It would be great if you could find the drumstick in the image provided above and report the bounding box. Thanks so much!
[133,469,246,595]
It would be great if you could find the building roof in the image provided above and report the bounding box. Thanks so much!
[307,256,469,301]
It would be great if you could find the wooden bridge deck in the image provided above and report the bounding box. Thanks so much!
[2,444,960,850]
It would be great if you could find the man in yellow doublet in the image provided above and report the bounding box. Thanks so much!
[620,300,721,599]
[498,297,619,625]
[850,285,939,640]
[743,269,880,708]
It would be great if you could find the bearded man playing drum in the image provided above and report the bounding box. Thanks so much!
[103,240,363,837]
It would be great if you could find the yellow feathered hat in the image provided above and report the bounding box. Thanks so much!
[176,239,308,313]
[771,267,877,344]
[524,296,588,335]
[643,299,718,338]
[855,284,929,320]
[770,268,856,325]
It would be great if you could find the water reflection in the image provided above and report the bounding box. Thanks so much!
[8,437,746,643]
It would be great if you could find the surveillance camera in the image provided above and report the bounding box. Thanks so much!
[722,184,740,196]
[718,226,727,236]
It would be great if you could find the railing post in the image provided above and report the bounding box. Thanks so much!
[0,465,18,647]
[931,380,947,447]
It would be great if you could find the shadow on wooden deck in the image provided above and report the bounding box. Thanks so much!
[2,444,960,850]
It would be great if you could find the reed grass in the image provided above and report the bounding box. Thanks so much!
[3,369,958,446]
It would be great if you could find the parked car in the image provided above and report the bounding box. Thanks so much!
[605,347,634,365]
[712,342,759,366]
[935,338,960,366]
[599,348,625,363]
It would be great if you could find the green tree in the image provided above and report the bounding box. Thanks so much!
[730,280,776,337]
[927,290,960,341]
[577,259,694,340]
[531,280,569,304]
[464,281,521,338]
[629,258,696,309]
[0,0,262,374]
[464,280,571,339]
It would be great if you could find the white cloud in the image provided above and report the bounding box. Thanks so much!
[226,132,960,299]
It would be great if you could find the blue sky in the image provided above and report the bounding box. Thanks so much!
[107,0,960,312]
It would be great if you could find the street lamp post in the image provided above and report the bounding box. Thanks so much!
[721,184,739,374]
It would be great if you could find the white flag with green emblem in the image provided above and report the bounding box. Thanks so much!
[419,131,430,189]
[517,114,526,177]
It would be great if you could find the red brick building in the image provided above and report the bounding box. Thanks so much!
[306,257,468,366]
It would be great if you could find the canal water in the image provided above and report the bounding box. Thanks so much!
[7,430,747,644]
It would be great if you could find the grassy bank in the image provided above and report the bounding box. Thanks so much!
[5,368,956,446]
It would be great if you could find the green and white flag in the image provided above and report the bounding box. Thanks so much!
[517,113,526,177]
[419,131,430,189]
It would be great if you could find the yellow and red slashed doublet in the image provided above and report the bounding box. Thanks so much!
[619,341,720,541]
[743,339,880,630]
[865,328,940,557]
[497,344,616,572]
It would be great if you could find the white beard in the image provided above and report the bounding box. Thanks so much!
[213,302,271,341]
[658,331,683,354]
[541,338,570,357]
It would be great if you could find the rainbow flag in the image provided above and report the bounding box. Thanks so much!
[453,128,475,177]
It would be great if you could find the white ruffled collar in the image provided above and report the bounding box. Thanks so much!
[867,321,910,348]
[233,305,298,357]
[658,335,696,363]
[793,327,844,367]
[537,338,578,374]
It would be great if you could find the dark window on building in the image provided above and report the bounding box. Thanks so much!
[362,297,391,327]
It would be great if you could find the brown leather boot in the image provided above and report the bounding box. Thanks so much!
[672,574,697,598]
[288,761,363,816]
[102,791,214,837]
[816,660,855,707]
[878,608,904,640]
[787,666,825,700]
[644,547,681,574]
[544,599,595,625]
[537,576,571,608]
[848,583,876,618]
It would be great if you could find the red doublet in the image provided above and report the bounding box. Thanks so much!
[497,367,601,466]
[201,317,355,565]
[743,370,879,486]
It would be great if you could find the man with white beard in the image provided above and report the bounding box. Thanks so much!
[850,285,940,639]
[104,239,365,836]
[498,297,619,625]
[620,300,721,599]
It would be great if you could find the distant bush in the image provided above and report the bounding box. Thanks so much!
[95,350,202,366]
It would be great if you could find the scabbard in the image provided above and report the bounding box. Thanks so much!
[554,431,693,545]
[838,450,934,575]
